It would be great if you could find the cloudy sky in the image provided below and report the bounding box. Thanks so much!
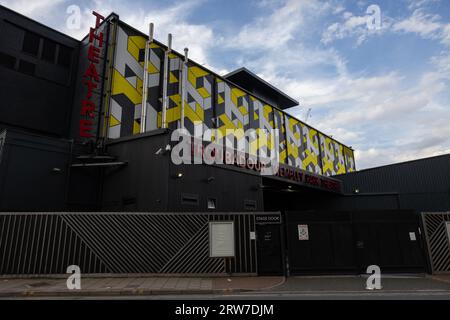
[1,0,449,170]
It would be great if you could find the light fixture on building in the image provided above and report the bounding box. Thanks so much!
[354,188,360,194]
[155,144,172,155]
[176,172,183,178]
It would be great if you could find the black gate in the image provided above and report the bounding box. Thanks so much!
[256,213,285,275]
[286,210,426,275]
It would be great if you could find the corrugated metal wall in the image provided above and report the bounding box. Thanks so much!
[0,212,257,276]
[335,154,450,212]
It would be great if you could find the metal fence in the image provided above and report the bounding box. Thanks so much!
[0,212,257,276]
[421,212,450,274]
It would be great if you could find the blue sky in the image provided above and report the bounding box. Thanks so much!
[2,0,450,169]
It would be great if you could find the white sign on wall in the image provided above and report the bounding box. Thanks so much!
[209,222,235,257]
[409,232,416,241]
[298,224,309,241]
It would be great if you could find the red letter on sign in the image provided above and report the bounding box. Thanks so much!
[89,28,104,47]
[84,63,100,82]
[92,11,105,28]
[87,45,100,63]
[81,100,95,118]
[83,79,98,99]
[80,119,94,138]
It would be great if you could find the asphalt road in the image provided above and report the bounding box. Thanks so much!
[3,290,450,300]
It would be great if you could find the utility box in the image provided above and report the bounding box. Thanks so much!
[0,129,71,211]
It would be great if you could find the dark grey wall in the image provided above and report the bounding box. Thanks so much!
[334,154,450,212]
[0,129,71,211]
[168,163,264,212]
[0,6,79,138]
[102,130,171,211]
[102,130,264,212]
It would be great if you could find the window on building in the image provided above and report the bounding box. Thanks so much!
[0,52,16,69]
[22,31,40,56]
[57,45,72,68]
[42,38,57,63]
[18,60,35,76]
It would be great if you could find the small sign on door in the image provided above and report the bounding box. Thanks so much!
[298,224,309,240]
[409,232,416,241]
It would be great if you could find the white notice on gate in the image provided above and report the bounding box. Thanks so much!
[209,222,235,257]
[409,232,416,241]
[298,224,309,241]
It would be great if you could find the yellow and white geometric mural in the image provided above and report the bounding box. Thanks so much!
[107,22,356,176]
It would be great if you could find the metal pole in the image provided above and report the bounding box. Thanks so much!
[161,33,172,129]
[140,23,154,133]
[180,48,188,129]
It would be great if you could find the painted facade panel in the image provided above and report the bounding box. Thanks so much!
[344,146,356,172]
[108,24,164,138]
[301,123,322,174]
[107,22,355,176]
[320,135,347,176]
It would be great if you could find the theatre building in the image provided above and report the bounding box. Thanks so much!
[0,5,449,276]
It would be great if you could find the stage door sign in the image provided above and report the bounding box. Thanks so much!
[298,224,309,241]
[209,222,235,257]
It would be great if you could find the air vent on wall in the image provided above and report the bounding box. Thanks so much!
[244,199,257,211]
[181,193,199,206]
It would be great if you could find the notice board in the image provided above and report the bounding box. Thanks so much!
[209,222,235,257]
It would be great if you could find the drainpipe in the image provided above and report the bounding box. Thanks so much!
[161,33,172,129]
[140,23,154,133]
[180,48,188,129]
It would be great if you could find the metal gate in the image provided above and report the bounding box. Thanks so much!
[421,212,450,274]
[285,210,426,275]
[0,212,257,276]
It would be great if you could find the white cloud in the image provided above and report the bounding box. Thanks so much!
[0,0,65,17]
[441,24,450,45]
[321,13,367,45]
[392,9,442,39]
[229,0,326,50]
[322,6,450,47]
[321,8,393,46]
[406,0,440,10]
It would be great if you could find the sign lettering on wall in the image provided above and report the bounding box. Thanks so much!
[79,11,105,139]
[255,214,281,224]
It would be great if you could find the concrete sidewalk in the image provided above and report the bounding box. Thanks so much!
[267,275,450,293]
[0,276,284,297]
[1,274,450,298]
